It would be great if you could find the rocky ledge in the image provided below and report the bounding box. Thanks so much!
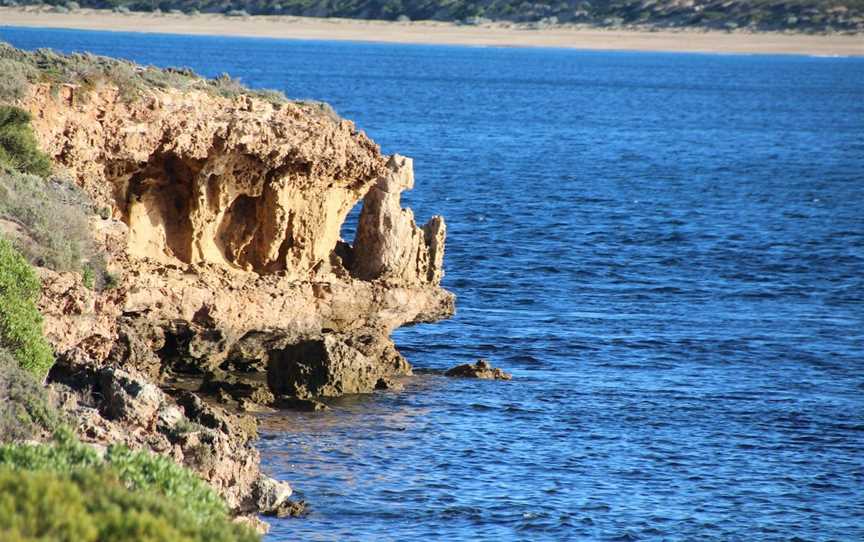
[16,80,454,524]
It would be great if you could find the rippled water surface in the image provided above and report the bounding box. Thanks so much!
[4,27,864,541]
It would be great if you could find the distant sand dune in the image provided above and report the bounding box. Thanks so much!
[1,7,862,56]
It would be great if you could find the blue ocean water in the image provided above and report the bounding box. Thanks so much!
[3,26,864,541]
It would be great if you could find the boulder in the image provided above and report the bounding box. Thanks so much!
[254,474,293,513]
[99,367,165,425]
[273,500,308,518]
[108,317,166,379]
[267,333,411,399]
[175,391,258,443]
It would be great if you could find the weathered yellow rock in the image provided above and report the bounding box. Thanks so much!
[22,82,454,378]
[352,154,446,285]
[24,84,385,277]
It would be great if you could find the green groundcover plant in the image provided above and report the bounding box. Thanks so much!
[0,434,258,541]
[0,467,259,542]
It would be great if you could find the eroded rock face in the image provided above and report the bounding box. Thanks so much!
[24,83,454,377]
[47,361,284,514]
[36,267,121,365]
[19,81,455,522]
[352,154,446,285]
[99,366,163,425]
[24,85,386,277]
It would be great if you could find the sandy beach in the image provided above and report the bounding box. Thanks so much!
[1,7,862,56]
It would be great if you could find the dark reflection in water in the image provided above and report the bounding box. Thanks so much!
[3,27,863,541]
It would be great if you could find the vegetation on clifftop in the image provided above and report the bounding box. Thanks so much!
[0,103,111,288]
[5,0,864,33]
[0,42,340,121]
[0,41,290,104]
[0,106,50,177]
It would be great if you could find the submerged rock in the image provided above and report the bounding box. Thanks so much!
[200,369,274,406]
[445,359,512,380]
[274,500,309,518]
[375,376,404,391]
[275,396,329,411]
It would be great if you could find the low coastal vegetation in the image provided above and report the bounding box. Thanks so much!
[0,170,99,275]
[0,103,110,287]
[0,42,340,119]
[0,42,288,104]
[5,0,864,33]
[0,432,258,541]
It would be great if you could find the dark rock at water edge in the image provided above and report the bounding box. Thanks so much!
[265,499,309,518]
[46,357,291,516]
[445,359,512,380]
[267,332,411,399]
[275,395,329,411]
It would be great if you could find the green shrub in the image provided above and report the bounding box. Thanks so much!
[210,72,246,99]
[0,467,259,542]
[0,350,60,442]
[0,469,98,542]
[0,431,101,474]
[0,239,54,379]
[104,446,230,523]
[140,66,199,92]
[0,106,51,177]
[0,435,224,520]
[0,437,259,541]
[0,171,104,280]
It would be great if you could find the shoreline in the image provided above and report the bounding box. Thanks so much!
[1,7,863,56]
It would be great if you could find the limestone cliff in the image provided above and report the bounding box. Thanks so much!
[23,82,453,377]
[12,79,454,520]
